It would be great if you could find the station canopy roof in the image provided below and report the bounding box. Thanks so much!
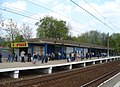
[26,38,114,50]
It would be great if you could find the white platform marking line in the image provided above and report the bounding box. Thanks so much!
[98,72,120,87]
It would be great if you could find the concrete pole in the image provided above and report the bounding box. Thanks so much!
[107,33,109,58]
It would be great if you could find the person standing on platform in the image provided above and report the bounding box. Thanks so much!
[58,52,61,60]
[28,52,32,62]
[7,53,11,62]
[0,52,2,63]
[21,50,25,63]
[51,52,55,61]
[33,52,38,64]
[15,53,18,62]
[86,53,89,59]
[89,52,92,59]
[66,53,70,62]
[41,52,45,63]
[97,53,100,58]
[45,54,48,63]
[11,52,15,62]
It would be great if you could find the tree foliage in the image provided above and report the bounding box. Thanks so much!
[0,18,32,47]
[36,16,69,39]
[76,30,108,46]
[20,24,33,39]
[109,33,120,53]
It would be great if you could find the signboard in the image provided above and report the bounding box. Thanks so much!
[11,42,28,48]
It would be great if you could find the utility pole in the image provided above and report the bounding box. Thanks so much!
[107,33,109,57]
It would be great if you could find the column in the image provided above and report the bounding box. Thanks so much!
[93,61,95,64]
[31,44,34,55]
[10,70,19,78]
[100,60,102,63]
[44,43,48,55]
[61,44,64,59]
[106,59,108,62]
[84,62,86,67]
[69,64,72,70]
[48,67,52,74]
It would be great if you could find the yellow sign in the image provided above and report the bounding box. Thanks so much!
[11,42,28,48]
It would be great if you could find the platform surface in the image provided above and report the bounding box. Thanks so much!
[99,72,120,87]
[0,57,99,69]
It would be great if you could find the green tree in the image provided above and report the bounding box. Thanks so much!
[14,35,24,42]
[109,33,120,54]
[20,24,33,39]
[36,16,69,39]
[77,30,108,46]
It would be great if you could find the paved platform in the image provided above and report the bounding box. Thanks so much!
[0,56,119,79]
[98,72,120,87]
[0,57,97,69]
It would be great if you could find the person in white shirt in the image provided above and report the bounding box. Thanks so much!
[21,50,25,63]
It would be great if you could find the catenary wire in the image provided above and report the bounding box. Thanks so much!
[0,1,106,35]
[0,9,83,35]
[1,0,97,30]
[83,0,120,31]
[71,0,115,32]
[24,0,96,29]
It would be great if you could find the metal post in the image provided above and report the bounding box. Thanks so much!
[61,44,64,59]
[44,43,47,56]
[107,33,109,57]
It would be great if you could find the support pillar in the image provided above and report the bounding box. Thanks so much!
[31,45,34,55]
[100,60,102,63]
[44,43,48,55]
[10,70,19,78]
[93,61,95,64]
[48,67,52,74]
[106,59,108,62]
[61,44,64,59]
[69,64,72,70]
[84,62,86,67]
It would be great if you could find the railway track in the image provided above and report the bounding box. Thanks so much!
[81,68,120,87]
[0,60,120,87]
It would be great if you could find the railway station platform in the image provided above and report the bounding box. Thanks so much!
[98,72,120,87]
[0,56,120,79]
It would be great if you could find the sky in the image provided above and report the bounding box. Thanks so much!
[0,0,120,38]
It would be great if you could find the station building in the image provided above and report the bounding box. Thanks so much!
[11,38,114,59]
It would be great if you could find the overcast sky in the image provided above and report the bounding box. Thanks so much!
[0,0,120,37]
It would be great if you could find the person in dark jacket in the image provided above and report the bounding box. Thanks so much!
[86,53,89,59]
[33,53,37,64]
[28,52,32,62]
[0,52,2,63]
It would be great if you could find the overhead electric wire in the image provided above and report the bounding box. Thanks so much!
[0,0,104,35]
[0,2,36,16]
[1,1,86,28]
[25,0,97,30]
[0,8,83,35]
[0,8,39,21]
[2,17,36,26]
[83,0,120,31]
[71,0,115,32]
[25,0,68,19]
[1,0,97,31]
